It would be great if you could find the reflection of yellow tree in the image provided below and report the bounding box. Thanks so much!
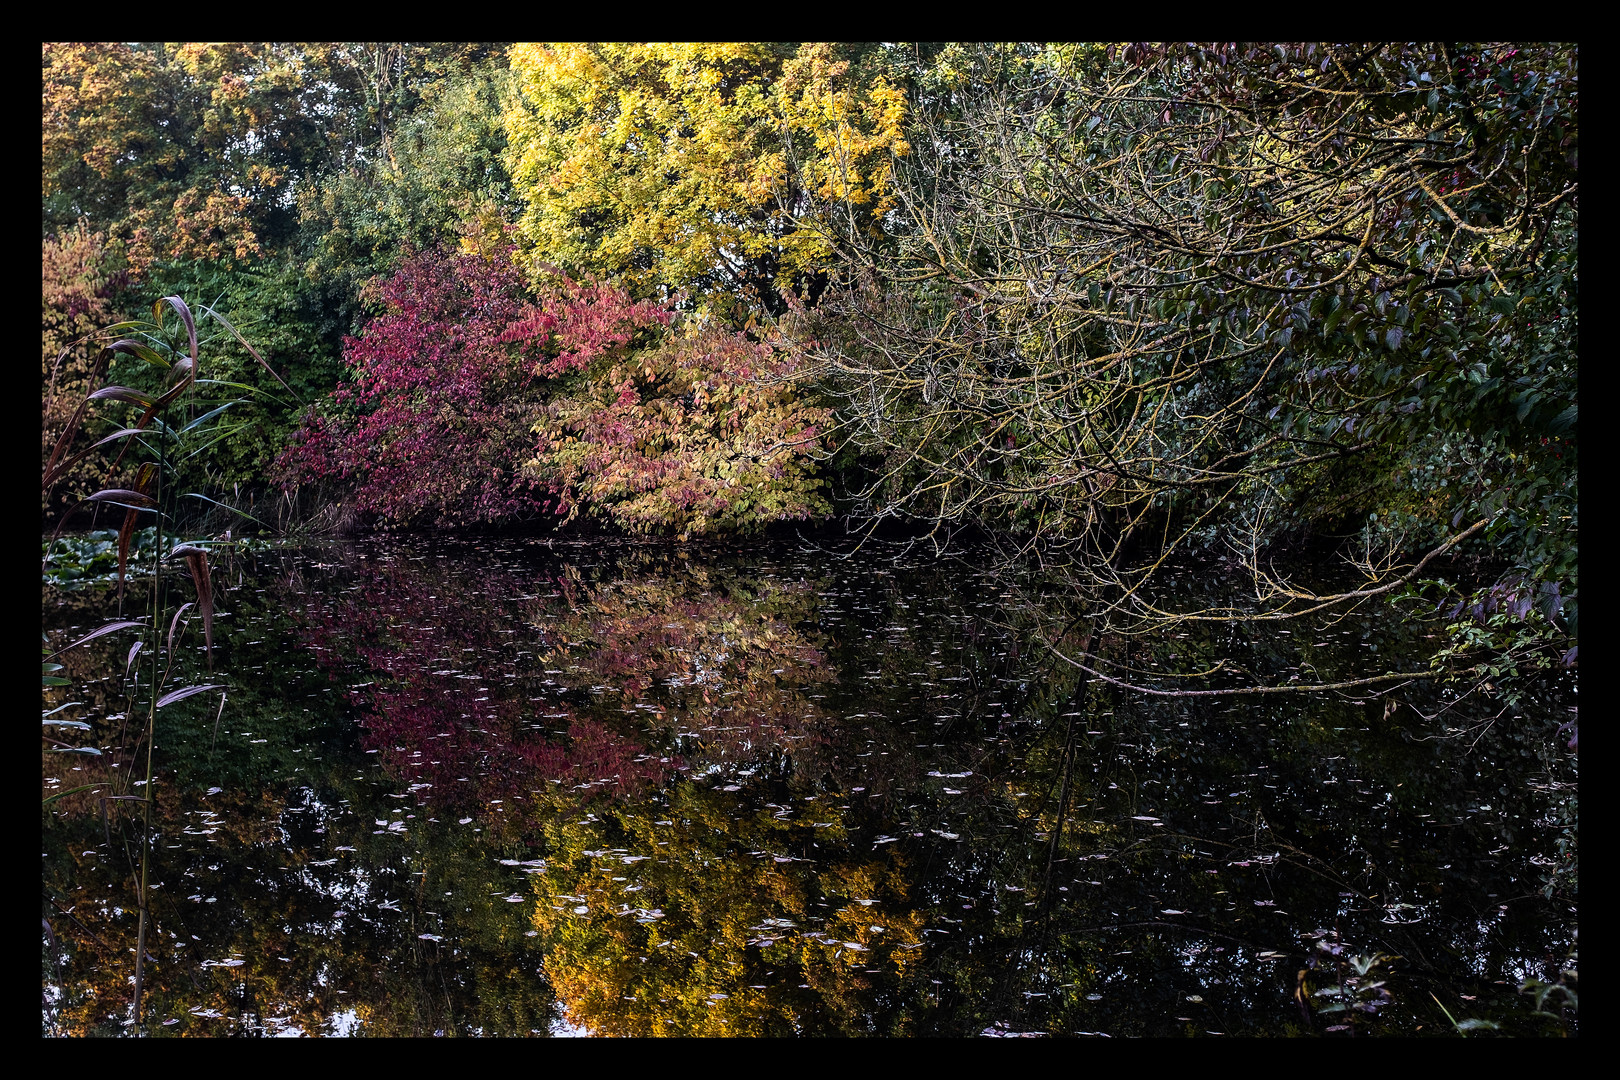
[528,559,938,1033]
[531,783,923,1036]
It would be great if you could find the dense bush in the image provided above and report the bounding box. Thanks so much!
[277,245,825,534]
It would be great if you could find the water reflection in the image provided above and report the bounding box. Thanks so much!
[42,535,1577,1036]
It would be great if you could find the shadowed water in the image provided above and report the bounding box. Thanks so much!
[42,534,1577,1036]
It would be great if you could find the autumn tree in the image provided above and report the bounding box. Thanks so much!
[275,246,610,527]
[42,220,130,520]
[533,325,828,538]
[502,43,909,318]
[44,42,510,273]
[278,243,826,535]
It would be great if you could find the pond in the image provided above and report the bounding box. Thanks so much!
[42,533,1578,1036]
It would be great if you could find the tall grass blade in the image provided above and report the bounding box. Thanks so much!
[42,348,112,491]
[172,545,215,667]
[166,601,195,658]
[117,463,158,601]
[177,400,240,434]
[105,338,169,369]
[86,489,156,506]
[154,683,225,709]
[181,492,276,532]
[200,304,300,401]
[42,782,111,806]
[49,619,147,657]
[41,427,150,495]
[157,295,198,367]
[87,386,157,409]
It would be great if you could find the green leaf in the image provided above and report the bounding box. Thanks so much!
[42,782,113,806]
[177,400,243,434]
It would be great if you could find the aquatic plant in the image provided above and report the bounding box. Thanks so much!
[42,295,280,1032]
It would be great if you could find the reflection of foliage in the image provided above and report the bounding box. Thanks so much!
[1298,931,1396,1034]
[46,534,1579,1037]
[532,783,924,1036]
[297,546,837,814]
[43,567,556,1037]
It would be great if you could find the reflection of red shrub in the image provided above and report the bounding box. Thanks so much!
[295,549,846,819]
[298,557,685,812]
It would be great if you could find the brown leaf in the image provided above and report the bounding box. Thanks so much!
[117,463,157,601]
[171,545,214,668]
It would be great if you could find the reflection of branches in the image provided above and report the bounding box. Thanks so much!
[1047,645,1428,699]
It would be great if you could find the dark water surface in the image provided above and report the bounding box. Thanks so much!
[42,534,1578,1036]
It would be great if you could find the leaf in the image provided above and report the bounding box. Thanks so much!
[42,782,112,806]
[177,400,242,434]
[104,338,170,369]
[39,427,153,495]
[50,619,147,657]
[158,295,199,369]
[85,488,156,508]
[155,683,226,709]
[87,385,156,408]
[181,492,276,531]
[171,547,214,667]
[118,462,157,600]
[127,640,145,675]
[200,304,300,401]
[167,601,195,658]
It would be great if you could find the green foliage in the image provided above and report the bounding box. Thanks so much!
[793,41,1577,704]
[131,258,343,498]
[43,43,511,274]
[42,527,160,588]
[298,59,519,290]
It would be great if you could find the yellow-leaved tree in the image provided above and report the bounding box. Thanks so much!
[502,42,908,319]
